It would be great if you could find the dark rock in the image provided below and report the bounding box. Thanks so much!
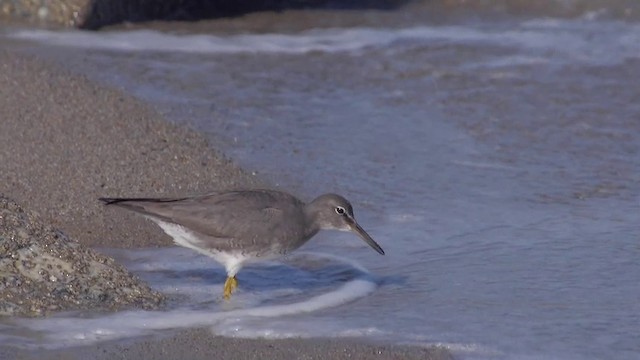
[0,0,406,29]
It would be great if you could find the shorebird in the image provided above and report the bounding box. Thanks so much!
[100,189,384,299]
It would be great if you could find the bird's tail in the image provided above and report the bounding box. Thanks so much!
[99,197,185,205]
[98,197,186,222]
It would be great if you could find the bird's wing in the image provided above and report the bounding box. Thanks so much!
[102,190,301,242]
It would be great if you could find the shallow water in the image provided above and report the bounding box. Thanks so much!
[3,3,640,359]
[5,249,378,346]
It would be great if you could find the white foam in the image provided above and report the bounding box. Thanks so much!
[8,21,640,65]
[428,342,505,359]
[388,213,424,223]
[12,249,378,348]
[8,26,483,54]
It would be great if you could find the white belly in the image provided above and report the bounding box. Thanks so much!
[153,219,253,277]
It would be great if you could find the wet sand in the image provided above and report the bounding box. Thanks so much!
[0,46,262,249]
[4,329,452,360]
[0,48,450,359]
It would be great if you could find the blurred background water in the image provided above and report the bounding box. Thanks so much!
[3,1,640,358]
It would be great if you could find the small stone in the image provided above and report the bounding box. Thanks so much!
[37,6,48,20]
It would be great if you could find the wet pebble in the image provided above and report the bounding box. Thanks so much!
[0,195,164,317]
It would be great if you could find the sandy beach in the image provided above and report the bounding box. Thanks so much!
[4,328,451,359]
[0,47,451,359]
[0,47,262,250]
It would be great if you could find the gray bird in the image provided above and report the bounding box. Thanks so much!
[100,189,384,299]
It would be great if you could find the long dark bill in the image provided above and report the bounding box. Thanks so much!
[352,222,385,255]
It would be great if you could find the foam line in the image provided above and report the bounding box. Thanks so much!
[9,22,640,65]
[16,252,377,348]
[8,27,481,54]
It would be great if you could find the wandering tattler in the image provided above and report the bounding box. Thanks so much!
[100,189,384,299]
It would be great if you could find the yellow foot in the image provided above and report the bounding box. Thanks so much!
[223,276,238,300]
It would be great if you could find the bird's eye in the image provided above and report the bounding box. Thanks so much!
[335,206,346,215]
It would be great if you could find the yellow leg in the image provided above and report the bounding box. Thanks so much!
[223,276,238,300]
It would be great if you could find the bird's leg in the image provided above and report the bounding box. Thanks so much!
[229,276,238,292]
[223,276,238,300]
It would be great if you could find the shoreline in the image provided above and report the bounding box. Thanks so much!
[4,329,452,360]
[0,46,451,359]
[0,46,262,250]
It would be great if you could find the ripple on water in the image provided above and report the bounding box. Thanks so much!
[4,248,378,348]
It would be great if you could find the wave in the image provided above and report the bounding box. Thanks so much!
[9,20,640,66]
[11,250,378,348]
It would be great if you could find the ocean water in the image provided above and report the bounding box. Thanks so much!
[3,3,640,359]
